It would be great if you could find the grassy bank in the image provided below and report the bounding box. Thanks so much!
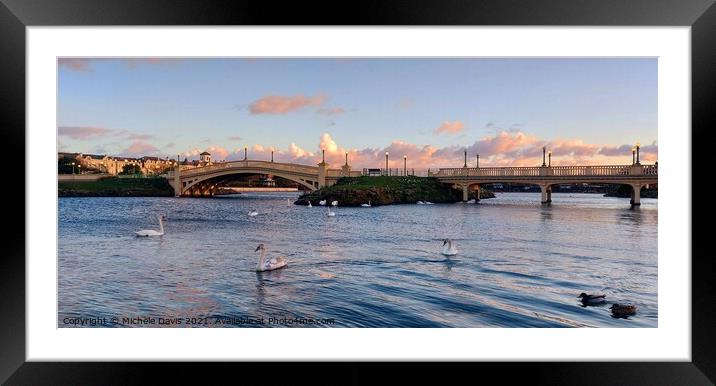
[296,176,494,206]
[58,177,174,197]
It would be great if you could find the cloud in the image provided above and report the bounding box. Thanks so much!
[58,58,93,72]
[228,136,243,141]
[206,146,229,160]
[600,141,658,161]
[395,97,415,110]
[121,141,160,156]
[58,126,112,139]
[58,58,181,72]
[249,94,326,115]
[434,121,466,135]
[316,107,345,116]
[124,133,156,140]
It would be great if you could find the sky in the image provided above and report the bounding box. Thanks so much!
[57,58,657,169]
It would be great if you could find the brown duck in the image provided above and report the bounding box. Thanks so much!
[610,303,637,318]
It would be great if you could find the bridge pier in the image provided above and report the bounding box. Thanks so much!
[630,184,641,206]
[540,184,551,204]
[474,184,481,202]
[462,184,469,202]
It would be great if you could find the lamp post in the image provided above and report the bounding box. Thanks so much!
[244,146,248,161]
[632,147,636,165]
[78,164,81,175]
[271,149,274,163]
[548,151,552,167]
[476,154,479,168]
[71,162,75,175]
[322,149,326,164]
[403,155,407,176]
[542,146,547,167]
[635,142,641,164]
[385,152,389,175]
[345,152,348,166]
[463,149,467,168]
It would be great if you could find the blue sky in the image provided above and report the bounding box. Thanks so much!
[58,58,657,168]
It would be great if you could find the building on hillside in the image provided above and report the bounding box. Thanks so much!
[199,151,212,165]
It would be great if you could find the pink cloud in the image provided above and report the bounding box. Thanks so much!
[434,121,466,135]
[58,58,93,72]
[228,136,243,141]
[316,107,345,116]
[58,126,111,139]
[249,94,326,115]
[122,141,159,156]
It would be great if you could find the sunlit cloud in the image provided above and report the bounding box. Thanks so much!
[249,94,326,115]
[121,141,160,157]
[58,58,93,72]
[58,126,112,139]
[434,121,466,135]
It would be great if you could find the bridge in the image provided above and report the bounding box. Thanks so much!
[166,160,657,205]
[166,159,359,197]
[432,163,657,205]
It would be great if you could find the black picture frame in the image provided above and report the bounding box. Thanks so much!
[2,0,714,384]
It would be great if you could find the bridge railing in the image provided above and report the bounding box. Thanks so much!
[175,160,320,177]
[433,164,656,178]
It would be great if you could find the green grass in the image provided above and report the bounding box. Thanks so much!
[59,177,173,196]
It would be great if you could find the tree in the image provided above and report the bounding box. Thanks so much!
[58,156,77,174]
[120,164,142,175]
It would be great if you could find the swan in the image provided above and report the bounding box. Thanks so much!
[255,243,287,272]
[319,200,327,206]
[425,201,434,205]
[307,201,312,207]
[135,214,166,237]
[361,200,371,207]
[416,201,425,205]
[331,200,338,206]
[248,209,258,217]
[327,207,336,217]
[441,239,458,256]
[466,199,476,204]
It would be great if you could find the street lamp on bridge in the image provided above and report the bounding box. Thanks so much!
[476,153,479,168]
[244,146,248,161]
[463,149,467,168]
[542,146,547,167]
[548,151,552,167]
[635,142,641,165]
[271,149,274,163]
[632,147,636,165]
[403,155,407,176]
[385,152,389,175]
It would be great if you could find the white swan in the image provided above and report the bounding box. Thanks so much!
[361,200,371,207]
[441,239,458,256]
[248,209,258,217]
[327,207,336,217]
[319,200,327,206]
[416,201,425,205]
[425,201,434,205]
[331,200,338,206]
[466,199,476,204]
[307,201,312,207]
[135,214,166,237]
[255,243,287,272]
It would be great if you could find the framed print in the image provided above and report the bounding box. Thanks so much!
[3,0,715,383]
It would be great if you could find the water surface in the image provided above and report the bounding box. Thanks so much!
[58,192,657,327]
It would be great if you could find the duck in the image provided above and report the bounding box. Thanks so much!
[331,200,338,206]
[327,206,336,217]
[248,209,259,217]
[319,200,327,206]
[255,243,288,272]
[577,293,606,306]
[610,303,638,318]
[135,214,166,237]
[361,201,371,207]
[307,201,312,207]
[441,239,458,256]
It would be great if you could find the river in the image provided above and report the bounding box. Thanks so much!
[58,192,657,327]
